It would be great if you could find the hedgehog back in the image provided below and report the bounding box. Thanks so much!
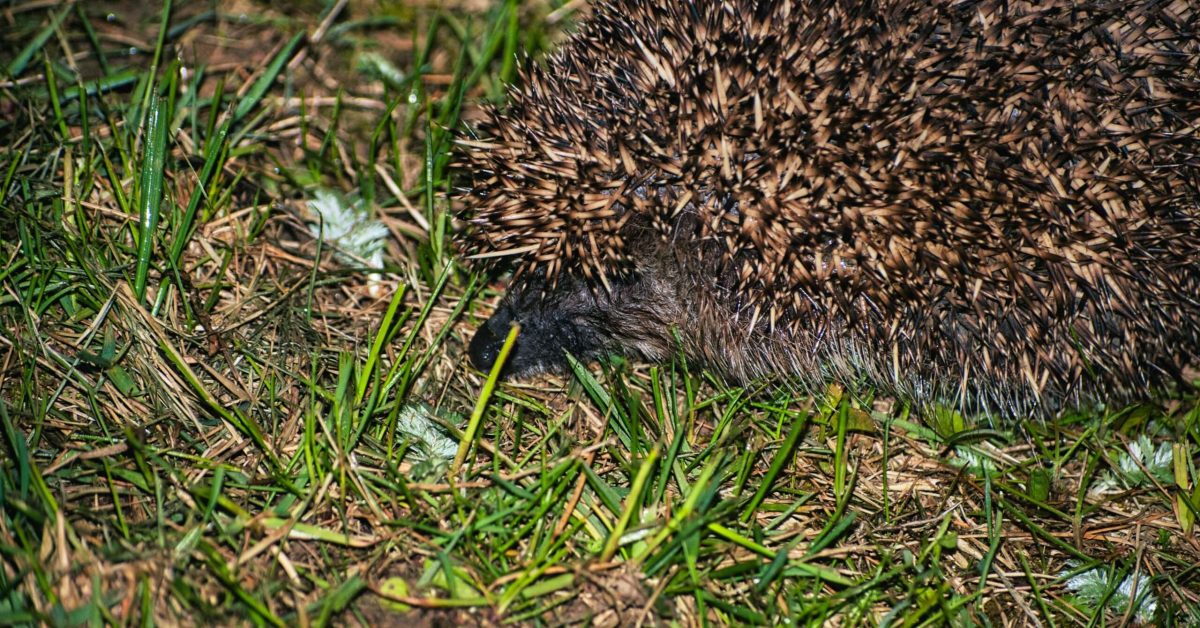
[460,0,1200,415]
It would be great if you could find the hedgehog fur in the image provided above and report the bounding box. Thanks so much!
[457,0,1200,417]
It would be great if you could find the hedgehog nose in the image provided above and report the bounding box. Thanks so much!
[468,313,511,372]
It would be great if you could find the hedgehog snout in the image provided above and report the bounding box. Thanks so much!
[468,297,588,378]
[468,308,511,373]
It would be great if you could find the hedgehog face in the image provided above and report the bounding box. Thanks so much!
[467,275,613,377]
[468,263,684,378]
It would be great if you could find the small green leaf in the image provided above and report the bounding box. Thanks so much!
[380,578,412,613]
[1029,468,1051,502]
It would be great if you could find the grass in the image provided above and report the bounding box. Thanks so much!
[1,0,1198,625]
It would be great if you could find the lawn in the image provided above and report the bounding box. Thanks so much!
[0,0,1197,625]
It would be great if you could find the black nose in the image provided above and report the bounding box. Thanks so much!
[468,313,509,371]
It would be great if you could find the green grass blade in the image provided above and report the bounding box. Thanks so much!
[233,32,304,124]
[740,408,808,523]
[600,444,659,562]
[5,7,69,78]
[453,322,520,474]
[133,96,169,302]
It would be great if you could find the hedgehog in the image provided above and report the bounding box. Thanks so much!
[456,0,1200,418]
